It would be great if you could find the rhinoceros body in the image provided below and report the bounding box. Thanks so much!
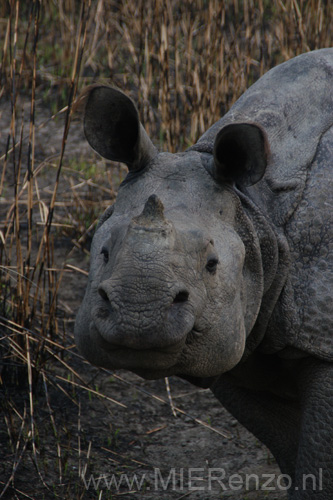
[75,49,333,499]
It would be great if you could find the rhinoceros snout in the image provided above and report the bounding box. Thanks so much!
[97,278,189,313]
[90,193,196,350]
[94,275,193,350]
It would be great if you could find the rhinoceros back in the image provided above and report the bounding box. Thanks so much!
[191,48,333,361]
[262,123,333,360]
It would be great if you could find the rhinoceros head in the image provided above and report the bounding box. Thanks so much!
[74,87,268,381]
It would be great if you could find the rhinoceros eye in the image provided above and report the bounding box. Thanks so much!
[206,256,219,274]
[101,246,109,264]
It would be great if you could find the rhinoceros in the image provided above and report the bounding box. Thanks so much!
[74,48,333,499]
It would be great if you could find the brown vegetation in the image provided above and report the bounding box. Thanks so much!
[0,1,332,498]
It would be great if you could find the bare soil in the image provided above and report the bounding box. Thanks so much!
[0,100,287,500]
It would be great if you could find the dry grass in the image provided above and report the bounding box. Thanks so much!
[0,0,332,498]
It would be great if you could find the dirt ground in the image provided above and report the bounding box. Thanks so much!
[0,99,288,500]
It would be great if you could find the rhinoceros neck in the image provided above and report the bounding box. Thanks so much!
[236,188,290,360]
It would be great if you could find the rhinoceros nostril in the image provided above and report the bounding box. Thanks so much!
[173,290,189,304]
[98,285,108,302]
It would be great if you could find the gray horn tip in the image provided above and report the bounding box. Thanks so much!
[143,194,165,218]
[134,195,166,225]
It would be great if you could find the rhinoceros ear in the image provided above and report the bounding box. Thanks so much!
[83,86,157,171]
[213,123,269,187]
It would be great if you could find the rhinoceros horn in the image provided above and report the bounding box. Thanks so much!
[132,195,166,227]
[83,86,157,171]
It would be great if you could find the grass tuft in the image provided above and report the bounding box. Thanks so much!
[0,0,332,498]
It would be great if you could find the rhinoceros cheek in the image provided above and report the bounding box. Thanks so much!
[177,324,246,378]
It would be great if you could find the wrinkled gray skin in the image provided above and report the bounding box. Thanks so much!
[75,49,333,499]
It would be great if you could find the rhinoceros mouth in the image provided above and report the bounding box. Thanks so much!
[95,337,184,373]
[90,300,196,352]
[86,319,202,374]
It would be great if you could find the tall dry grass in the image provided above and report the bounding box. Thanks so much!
[0,0,332,498]
[0,0,90,379]
[1,1,331,151]
[102,0,331,150]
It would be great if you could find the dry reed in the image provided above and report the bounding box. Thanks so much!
[0,0,332,498]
